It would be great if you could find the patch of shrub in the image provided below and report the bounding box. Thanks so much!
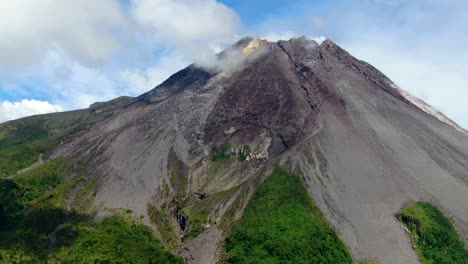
[237,145,251,162]
[147,203,180,249]
[15,159,67,207]
[223,167,353,263]
[0,160,70,262]
[0,160,182,263]
[212,143,233,161]
[63,216,183,264]
[399,201,468,264]
[0,179,22,226]
[0,119,84,178]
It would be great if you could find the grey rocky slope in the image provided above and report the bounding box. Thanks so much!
[11,37,468,263]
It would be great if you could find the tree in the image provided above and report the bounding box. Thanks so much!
[0,179,22,227]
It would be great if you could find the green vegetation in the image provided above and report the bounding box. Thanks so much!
[399,201,468,264]
[182,186,239,239]
[147,187,241,247]
[63,215,183,264]
[0,160,71,262]
[0,159,182,263]
[212,143,233,161]
[0,207,66,263]
[0,120,49,149]
[0,159,67,229]
[167,149,188,198]
[223,167,353,263]
[0,119,83,178]
[147,203,180,249]
[238,145,252,162]
[211,143,255,163]
[202,157,229,190]
[0,179,22,225]
[15,159,68,207]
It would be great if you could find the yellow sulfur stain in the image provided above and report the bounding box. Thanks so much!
[242,38,268,55]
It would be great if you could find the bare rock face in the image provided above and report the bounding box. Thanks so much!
[203,40,320,156]
[50,37,468,264]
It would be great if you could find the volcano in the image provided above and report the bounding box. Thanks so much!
[1,37,467,264]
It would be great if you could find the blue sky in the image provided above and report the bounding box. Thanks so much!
[0,0,467,129]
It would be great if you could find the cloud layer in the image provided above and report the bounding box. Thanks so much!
[132,0,242,68]
[327,0,468,129]
[0,0,239,122]
[132,0,240,42]
[0,100,63,123]
[0,0,127,68]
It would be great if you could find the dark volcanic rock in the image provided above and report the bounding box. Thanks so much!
[136,65,214,104]
[203,41,320,156]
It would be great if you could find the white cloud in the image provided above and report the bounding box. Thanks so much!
[0,100,63,123]
[121,53,189,94]
[131,0,241,68]
[37,50,121,109]
[329,1,468,129]
[0,0,127,68]
[0,0,241,71]
[262,32,326,45]
[312,36,327,45]
[348,41,468,129]
[132,0,240,42]
[262,32,299,42]
[36,49,190,110]
[0,0,244,122]
[310,16,327,31]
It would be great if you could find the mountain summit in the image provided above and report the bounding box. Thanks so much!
[1,37,468,263]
